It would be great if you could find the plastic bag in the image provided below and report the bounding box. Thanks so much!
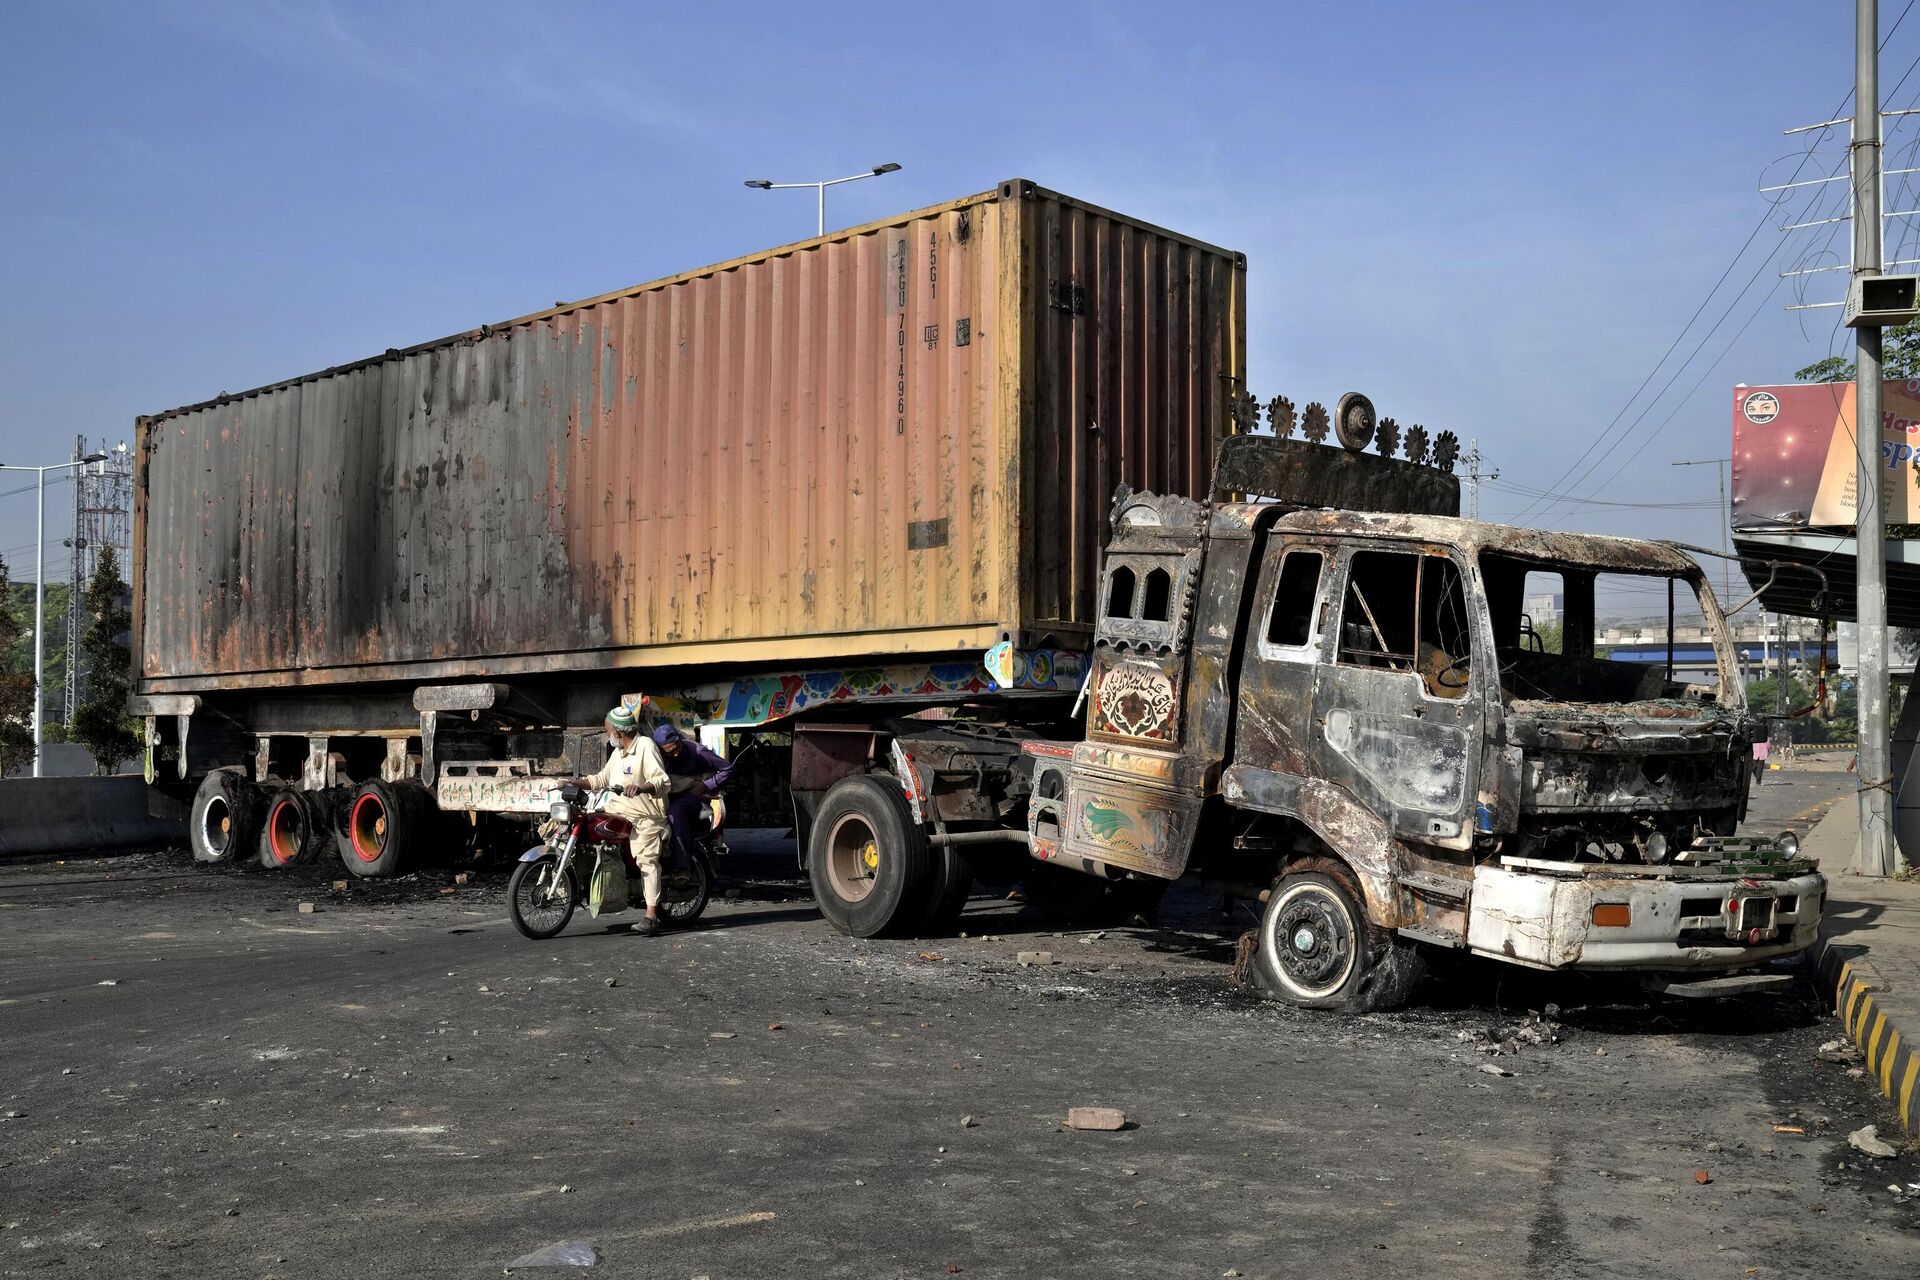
[587,847,629,917]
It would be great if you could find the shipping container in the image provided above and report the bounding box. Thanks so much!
[133,179,1245,697]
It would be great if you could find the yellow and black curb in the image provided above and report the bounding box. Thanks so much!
[1812,939,1918,1136]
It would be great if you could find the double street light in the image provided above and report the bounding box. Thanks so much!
[0,450,109,777]
[745,162,902,237]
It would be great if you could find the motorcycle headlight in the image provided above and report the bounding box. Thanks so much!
[550,801,573,822]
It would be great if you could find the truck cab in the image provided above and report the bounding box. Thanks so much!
[1023,430,1821,1010]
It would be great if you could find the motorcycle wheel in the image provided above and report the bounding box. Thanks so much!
[658,849,712,926]
[508,854,578,940]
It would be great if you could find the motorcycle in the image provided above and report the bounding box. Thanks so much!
[507,781,724,939]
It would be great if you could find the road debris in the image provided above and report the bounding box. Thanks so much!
[960,1115,977,1128]
[767,1023,783,1031]
[710,1032,737,1040]
[505,1239,598,1269]
[1772,1125,1805,1135]
[1816,1038,1864,1065]
[1065,1107,1127,1131]
[604,979,618,988]
[96,980,118,986]
[1016,951,1055,967]
[1848,1125,1898,1159]
[297,903,317,914]
[1693,1169,1712,1185]
[1477,1063,1515,1078]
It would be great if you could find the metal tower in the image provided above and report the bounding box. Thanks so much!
[62,437,132,724]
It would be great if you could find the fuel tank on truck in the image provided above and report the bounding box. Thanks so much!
[130,180,1246,696]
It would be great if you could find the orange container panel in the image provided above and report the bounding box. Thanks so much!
[132,181,1244,695]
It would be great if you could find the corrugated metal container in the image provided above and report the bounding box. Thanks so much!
[132,179,1246,694]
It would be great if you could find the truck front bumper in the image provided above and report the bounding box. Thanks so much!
[1464,863,1825,971]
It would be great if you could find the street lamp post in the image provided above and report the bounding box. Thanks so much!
[745,163,902,237]
[1,450,108,777]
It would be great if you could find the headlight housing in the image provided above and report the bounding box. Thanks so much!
[1776,830,1800,859]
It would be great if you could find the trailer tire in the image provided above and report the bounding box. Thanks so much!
[1253,863,1426,1012]
[336,780,435,879]
[189,768,265,866]
[257,789,328,869]
[807,774,936,938]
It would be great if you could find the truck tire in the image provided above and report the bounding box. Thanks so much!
[920,846,975,931]
[807,774,936,938]
[1253,863,1427,1012]
[1021,860,1166,928]
[336,780,435,879]
[257,788,330,869]
[189,768,264,865]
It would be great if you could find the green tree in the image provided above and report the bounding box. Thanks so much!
[1793,319,1920,382]
[0,558,32,774]
[69,546,138,774]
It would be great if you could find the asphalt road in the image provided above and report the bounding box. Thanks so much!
[2,767,1914,1278]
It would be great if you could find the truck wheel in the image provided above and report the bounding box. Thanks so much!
[920,847,976,931]
[807,774,935,938]
[257,789,327,869]
[189,768,264,865]
[1254,865,1426,1012]
[336,780,434,879]
[1021,860,1165,928]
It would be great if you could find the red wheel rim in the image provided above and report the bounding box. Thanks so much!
[266,798,302,866]
[348,793,388,863]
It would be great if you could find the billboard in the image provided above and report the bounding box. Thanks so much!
[1731,381,1920,531]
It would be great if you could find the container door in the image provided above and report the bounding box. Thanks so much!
[1309,547,1483,849]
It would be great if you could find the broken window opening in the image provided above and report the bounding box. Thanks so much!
[1265,550,1323,648]
[1480,552,1725,707]
[1335,551,1469,697]
[1141,567,1172,622]
[1106,566,1136,619]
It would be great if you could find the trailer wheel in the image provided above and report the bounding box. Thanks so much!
[189,768,264,866]
[336,780,434,878]
[807,774,935,938]
[257,789,328,869]
[1253,863,1426,1012]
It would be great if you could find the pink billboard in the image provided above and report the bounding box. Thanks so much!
[1731,381,1920,531]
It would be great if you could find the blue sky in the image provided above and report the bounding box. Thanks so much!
[0,1,1899,602]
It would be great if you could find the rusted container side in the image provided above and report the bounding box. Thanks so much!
[133,180,1244,695]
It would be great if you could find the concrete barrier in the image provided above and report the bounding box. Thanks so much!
[0,776,186,857]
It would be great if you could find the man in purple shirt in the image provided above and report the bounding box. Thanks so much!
[651,724,734,868]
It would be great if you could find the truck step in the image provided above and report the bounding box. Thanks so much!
[1397,923,1466,949]
[1397,870,1471,901]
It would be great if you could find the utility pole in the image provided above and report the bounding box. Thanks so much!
[1855,0,1897,876]
[1462,439,1498,521]
[1672,457,1733,604]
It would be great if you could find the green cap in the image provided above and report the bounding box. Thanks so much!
[605,705,638,733]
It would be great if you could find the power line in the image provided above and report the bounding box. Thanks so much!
[1512,13,1918,526]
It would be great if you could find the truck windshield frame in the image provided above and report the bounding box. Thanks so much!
[1478,551,1734,709]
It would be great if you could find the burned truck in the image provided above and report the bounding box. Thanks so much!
[130,176,1816,1008]
[796,410,1822,1009]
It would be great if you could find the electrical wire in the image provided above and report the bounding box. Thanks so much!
[1513,15,1919,526]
